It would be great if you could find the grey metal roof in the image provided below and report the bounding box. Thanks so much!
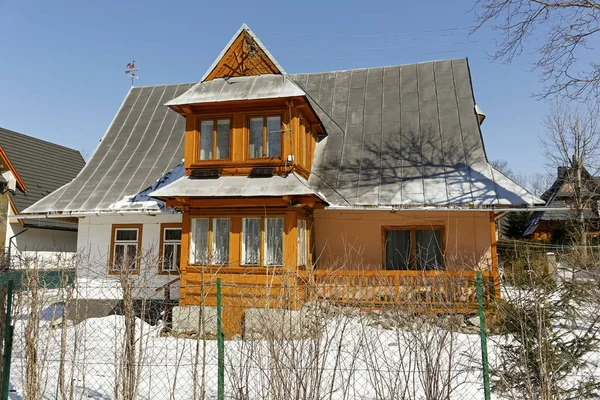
[0,127,84,229]
[23,59,541,216]
[291,60,541,207]
[149,173,320,199]
[22,83,194,214]
[201,24,286,82]
[166,75,304,107]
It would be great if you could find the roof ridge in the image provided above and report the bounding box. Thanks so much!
[131,82,197,89]
[290,58,468,76]
[0,126,83,157]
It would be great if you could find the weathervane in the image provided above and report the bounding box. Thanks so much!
[125,60,139,86]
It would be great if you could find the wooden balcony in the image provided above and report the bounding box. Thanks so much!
[310,269,500,313]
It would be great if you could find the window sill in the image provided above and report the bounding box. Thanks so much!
[186,266,302,275]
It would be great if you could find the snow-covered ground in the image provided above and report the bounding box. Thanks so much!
[8,310,487,400]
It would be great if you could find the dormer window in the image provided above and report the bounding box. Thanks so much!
[199,119,231,160]
[248,116,282,158]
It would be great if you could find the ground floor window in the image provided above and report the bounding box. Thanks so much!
[242,217,284,266]
[190,218,230,266]
[110,224,142,273]
[160,224,182,273]
[384,227,443,270]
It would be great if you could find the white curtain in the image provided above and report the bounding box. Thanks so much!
[199,121,213,160]
[211,218,230,265]
[248,118,263,158]
[266,116,281,157]
[242,218,261,265]
[265,218,283,266]
[190,218,209,265]
[216,119,230,159]
[297,219,307,266]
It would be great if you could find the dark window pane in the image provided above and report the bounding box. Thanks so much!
[115,244,125,269]
[165,228,182,241]
[415,229,443,270]
[164,244,175,271]
[385,230,412,270]
[249,118,263,158]
[116,229,137,241]
[126,244,138,270]
[266,116,281,157]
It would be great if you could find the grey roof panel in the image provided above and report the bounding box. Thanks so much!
[165,75,305,107]
[149,173,318,199]
[292,60,542,207]
[23,83,193,214]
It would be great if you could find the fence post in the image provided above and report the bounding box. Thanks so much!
[1,280,14,400]
[216,277,224,400]
[476,271,491,400]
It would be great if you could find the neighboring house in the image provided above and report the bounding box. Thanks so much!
[22,25,541,332]
[523,166,600,241]
[0,127,85,260]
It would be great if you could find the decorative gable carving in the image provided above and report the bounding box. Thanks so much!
[202,24,284,82]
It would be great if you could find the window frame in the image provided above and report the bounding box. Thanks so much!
[195,116,233,163]
[159,223,182,275]
[246,114,284,160]
[109,224,143,275]
[382,225,445,271]
[189,217,231,267]
[240,215,285,267]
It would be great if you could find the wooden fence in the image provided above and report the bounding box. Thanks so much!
[311,269,499,313]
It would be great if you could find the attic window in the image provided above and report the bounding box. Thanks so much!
[248,116,282,158]
[199,119,231,160]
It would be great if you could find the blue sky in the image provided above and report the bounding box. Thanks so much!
[0,1,572,175]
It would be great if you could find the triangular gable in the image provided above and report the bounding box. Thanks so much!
[0,145,26,192]
[201,23,285,82]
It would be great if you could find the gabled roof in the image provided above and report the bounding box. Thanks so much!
[0,127,84,229]
[201,24,285,82]
[23,28,541,216]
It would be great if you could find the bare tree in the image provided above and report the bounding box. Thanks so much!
[472,0,600,100]
[528,171,556,197]
[542,101,600,250]
[490,159,531,189]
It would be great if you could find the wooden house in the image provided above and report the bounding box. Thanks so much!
[524,166,600,241]
[22,25,541,332]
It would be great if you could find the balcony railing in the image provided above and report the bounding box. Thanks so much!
[311,269,499,313]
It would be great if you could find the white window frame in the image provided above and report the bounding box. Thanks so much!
[161,227,181,273]
[111,227,139,272]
